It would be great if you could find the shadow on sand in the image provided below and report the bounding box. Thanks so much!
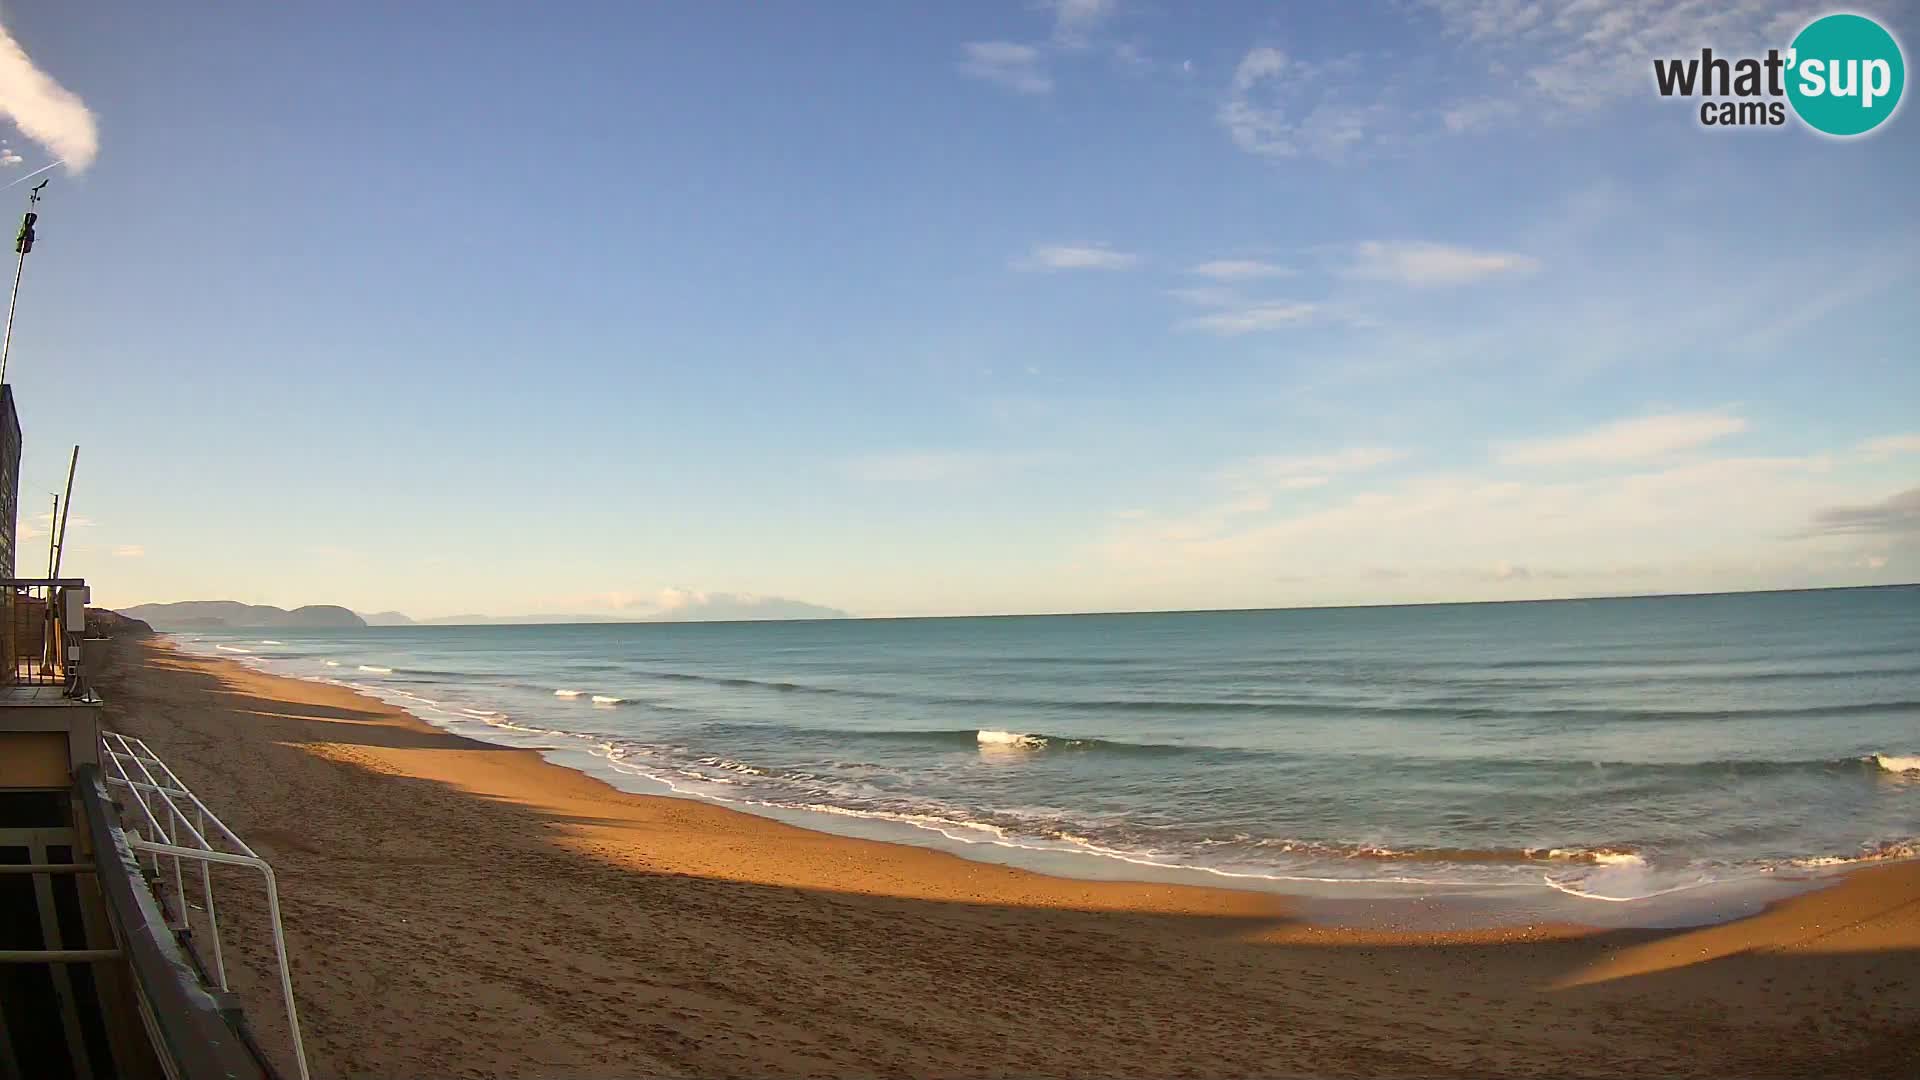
[91,639,1920,1080]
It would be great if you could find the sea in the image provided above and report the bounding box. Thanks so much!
[175,586,1920,928]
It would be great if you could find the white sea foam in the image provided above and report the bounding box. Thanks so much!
[1873,753,1920,774]
[977,729,1045,749]
[358,665,393,674]
[259,639,283,645]
[1542,848,1647,867]
[215,645,251,654]
[323,660,341,667]
[590,695,626,706]
[553,689,583,698]
[1790,840,1919,868]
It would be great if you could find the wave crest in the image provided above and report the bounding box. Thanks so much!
[1873,753,1920,774]
[977,729,1049,750]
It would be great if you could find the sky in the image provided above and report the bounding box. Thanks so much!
[0,0,1914,620]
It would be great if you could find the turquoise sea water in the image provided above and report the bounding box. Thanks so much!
[178,587,1920,924]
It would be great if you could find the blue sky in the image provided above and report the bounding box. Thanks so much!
[0,1,1914,618]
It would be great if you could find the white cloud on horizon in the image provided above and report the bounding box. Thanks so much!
[1345,241,1540,287]
[1496,411,1749,466]
[1013,243,1141,271]
[1096,446,1884,603]
[0,21,98,171]
[583,587,850,621]
[959,41,1053,94]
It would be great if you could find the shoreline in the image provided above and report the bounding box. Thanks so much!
[178,631,1900,933]
[93,635,1920,1077]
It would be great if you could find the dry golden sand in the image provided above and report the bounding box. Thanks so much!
[92,637,1918,1079]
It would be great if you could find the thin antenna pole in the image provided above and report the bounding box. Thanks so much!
[40,493,55,674]
[0,244,26,385]
[1,179,48,387]
[51,445,76,580]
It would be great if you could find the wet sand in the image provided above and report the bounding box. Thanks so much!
[91,636,1920,1078]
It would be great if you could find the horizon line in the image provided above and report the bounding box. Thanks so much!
[123,581,1917,629]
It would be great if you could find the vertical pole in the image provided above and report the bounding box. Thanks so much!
[0,181,44,387]
[197,802,227,990]
[0,245,25,386]
[50,447,77,689]
[51,446,76,578]
[40,494,55,675]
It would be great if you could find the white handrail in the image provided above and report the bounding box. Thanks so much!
[99,730,310,1080]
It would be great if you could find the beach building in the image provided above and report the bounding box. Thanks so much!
[0,382,305,1079]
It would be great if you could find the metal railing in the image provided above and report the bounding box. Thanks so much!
[99,730,310,1080]
[2,576,88,692]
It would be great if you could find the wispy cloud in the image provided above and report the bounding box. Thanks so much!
[1170,283,1329,335]
[1496,411,1749,467]
[0,20,98,171]
[1099,446,1869,605]
[1242,448,1404,481]
[1046,0,1116,47]
[1181,300,1320,335]
[1213,4,1818,156]
[1013,243,1140,271]
[1345,241,1540,287]
[1440,97,1520,133]
[959,42,1052,94]
[843,449,1034,485]
[1860,433,1920,460]
[1188,259,1293,281]
[1132,447,1404,546]
[1802,487,1920,538]
[1413,0,1814,110]
[113,544,144,558]
[1218,47,1403,162]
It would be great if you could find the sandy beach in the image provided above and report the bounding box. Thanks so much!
[89,635,1919,1079]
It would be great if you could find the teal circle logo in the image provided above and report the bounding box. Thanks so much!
[1787,13,1905,136]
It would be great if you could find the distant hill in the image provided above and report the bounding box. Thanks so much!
[119,601,367,630]
[85,608,154,638]
[358,610,416,626]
